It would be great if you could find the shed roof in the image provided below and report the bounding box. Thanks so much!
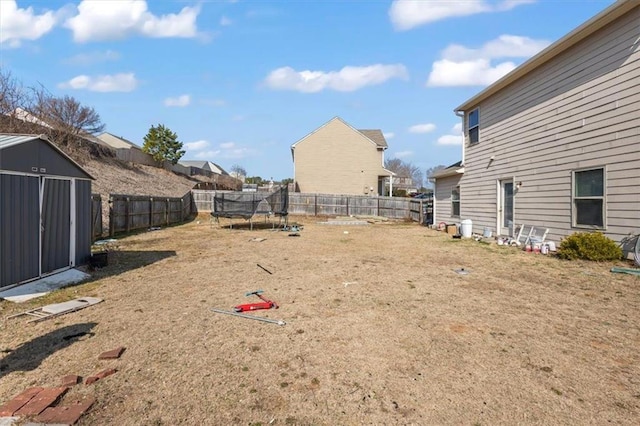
[0,133,95,180]
[455,0,638,112]
[429,161,464,179]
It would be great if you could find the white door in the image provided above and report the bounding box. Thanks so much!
[499,179,514,236]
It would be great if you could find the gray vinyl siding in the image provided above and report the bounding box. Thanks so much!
[0,174,40,288]
[434,175,462,225]
[460,6,640,243]
[75,179,93,265]
[293,118,389,195]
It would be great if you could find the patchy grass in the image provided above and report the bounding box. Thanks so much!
[1,216,639,425]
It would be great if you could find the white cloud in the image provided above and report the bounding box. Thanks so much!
[164,94,191,107]
[195,150,221,159]
[408,123,436,134]
[389,0,535,31]
[437,135,463,146]
[184,140,209,150]
[437,123,464,146]
[264,64,408,93]
[220,16,232,26]
[428,59,516,87]
[394,150,413,158]
[220,142,235,149]
[65,0,200,42]
[442,35,550,61]
[383,132,395,139]
[0,0,57,47]
[64,50,121,66]
[427,35,549,87]
[58,73,138,92]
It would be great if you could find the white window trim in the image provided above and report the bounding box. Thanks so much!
[467,108,480,144]
[571,166,607,230]
[451,186,460,218]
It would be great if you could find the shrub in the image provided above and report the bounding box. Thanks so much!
[557,232,622,261]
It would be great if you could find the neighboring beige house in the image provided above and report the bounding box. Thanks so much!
[291,117,394,195]
[96,132,141,149]
[433,0,639,242]
[178,160,229,176]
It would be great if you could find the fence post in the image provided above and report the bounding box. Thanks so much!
[180,198,184,221]
[166,198,170,226]
[108,196,114,237]
[314,194,318,216]
[377,197,380,217]
[125,197,131,233]
[346,196,349,216]
[149,197,154,228]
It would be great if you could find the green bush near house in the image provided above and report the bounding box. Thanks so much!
[557,232,623,261]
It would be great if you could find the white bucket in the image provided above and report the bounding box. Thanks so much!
[460,219,473,238]
[483,227,492,238]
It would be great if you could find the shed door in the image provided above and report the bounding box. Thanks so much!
[41,178,71,274]
[0,174,40,288]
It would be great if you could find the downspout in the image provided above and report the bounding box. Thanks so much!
[455,110,465,165]
[389,173,393,197]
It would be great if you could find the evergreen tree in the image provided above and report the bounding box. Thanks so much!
[142,124,185,164]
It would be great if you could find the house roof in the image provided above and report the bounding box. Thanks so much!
[455,0,638,112]
[429,161,464,179]
[179,160,229,175]
[357,129,388,148]
[0,133,95,180]
[97,132,141,149]
[291,117,389,152]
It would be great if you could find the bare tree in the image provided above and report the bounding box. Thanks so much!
[32,91,105,137]
[385,158,423,189]
[230,164,247,179]
[425,165,447,189]
[0,69,39,133]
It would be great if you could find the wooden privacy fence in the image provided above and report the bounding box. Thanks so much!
[192,190,432,223]
[108,192,194,236]
[91,194,103,240]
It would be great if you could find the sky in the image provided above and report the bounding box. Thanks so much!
[0,0,616,181]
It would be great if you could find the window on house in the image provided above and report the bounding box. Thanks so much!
[451,187,460,217]
[573,168,605,227]
[468,108,479,144]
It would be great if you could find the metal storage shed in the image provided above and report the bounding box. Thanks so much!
[0,134,95,290]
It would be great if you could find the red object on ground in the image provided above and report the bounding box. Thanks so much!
[234,301,274,312]
[0,387,44,416]
[35,397,95,425]
[61,375,82,387]
[85,368,117,385]
[98,346,126,360]
[13,387,68,416]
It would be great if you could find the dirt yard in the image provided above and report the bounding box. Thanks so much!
[1,216,639,425]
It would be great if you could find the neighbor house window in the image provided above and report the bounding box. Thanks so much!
[573,167,605,228]
[451,187,460,217]
[467,108,479,144]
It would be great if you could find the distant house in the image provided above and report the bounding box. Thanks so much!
[291,117,394,196]
[389,176,418,195]
[432,0,640,242]
[96,132,141,150]
[178,160,229,176]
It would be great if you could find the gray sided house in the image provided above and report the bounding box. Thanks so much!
[435,0,640,242]
[430,161,464,226]
[0,134,94,289]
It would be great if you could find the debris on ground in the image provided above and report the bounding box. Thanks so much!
[610,267,640,276]
[61,375,82,387]
[257,264,273,274]
[85,368,117,385]
[98,347,126,360]
[454,268,469,275]
[6,297,103,323]
[249,237,267,242]
[211,308,286,326]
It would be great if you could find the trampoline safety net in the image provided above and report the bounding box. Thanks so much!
[211,185,288,220]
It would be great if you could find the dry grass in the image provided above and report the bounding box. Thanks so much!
[1,216,639,425]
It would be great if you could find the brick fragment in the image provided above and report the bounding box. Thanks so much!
[85,368,117,385]
[61,375,82,387]
[34,396,95,425]
[98,346,126,360]
[0,387,44,416]
[13,387,68,416]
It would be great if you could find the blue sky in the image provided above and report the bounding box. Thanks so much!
[1,0,614,180]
